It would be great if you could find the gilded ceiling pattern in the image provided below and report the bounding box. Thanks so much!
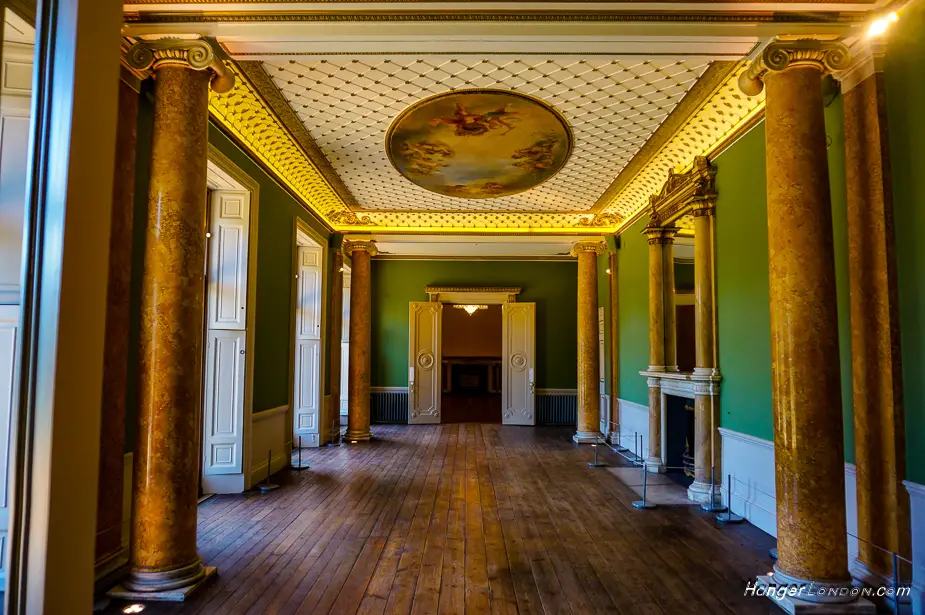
[265,57,710,216]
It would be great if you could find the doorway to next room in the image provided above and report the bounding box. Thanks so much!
[440,304,502,423]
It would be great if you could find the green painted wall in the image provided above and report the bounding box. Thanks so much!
[713,96,854,460]
[207,126,332,413]
[370,260,577,389]
[616,218,650,406]
[714,125,774,440]
[886,1,925,485]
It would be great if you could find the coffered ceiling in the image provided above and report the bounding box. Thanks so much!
[123,0,878,235]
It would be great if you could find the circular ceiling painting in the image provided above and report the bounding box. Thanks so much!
[386,89,573,199]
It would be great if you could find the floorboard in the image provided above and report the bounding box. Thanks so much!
[105,424,779,615]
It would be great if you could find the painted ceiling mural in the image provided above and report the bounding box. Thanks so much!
[386,90,572,199]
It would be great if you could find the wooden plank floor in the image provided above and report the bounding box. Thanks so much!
[105,424,779,615]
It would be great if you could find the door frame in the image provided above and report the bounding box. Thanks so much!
[412,286,526,424]
[201,145,260,494]
[288,219,329,447]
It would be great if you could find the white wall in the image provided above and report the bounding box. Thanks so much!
[250,405,290,488]
[616,398,649,459]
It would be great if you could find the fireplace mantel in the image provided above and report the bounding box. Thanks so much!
[639,370,722,399]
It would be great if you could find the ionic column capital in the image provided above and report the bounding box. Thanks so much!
[645,226,678,245]
[570,240,606,257]
[126,36,235,93]
[739,39,852,96]
[344,240,378,257]
[834,39,887,94]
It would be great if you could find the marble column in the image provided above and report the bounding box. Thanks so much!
[662,234,678,372]
[328,248,345,444]
[840,44,910,580]
[644,226,676,471]
[122,38,234,596]
[688,199,722,503]
[95,78,139,568]
[345,240,376,442]
[572,241,605,443]
[739,40,856,600]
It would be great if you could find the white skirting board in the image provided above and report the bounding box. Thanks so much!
[249,405,291,488]
[616,398,649,459]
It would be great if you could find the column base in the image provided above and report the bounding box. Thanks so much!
[687,480,722,504]
[109,565,216,603]
[754,575,874,614]
[344,429,372,442]
[572,431,602,444]
[645,456,665,473]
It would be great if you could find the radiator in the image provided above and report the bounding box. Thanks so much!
[536,392,578,426]
[370,389,409,423]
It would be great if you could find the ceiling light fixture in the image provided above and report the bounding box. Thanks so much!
[606,268,612,274]
[123,605,146,614]
[867,11,899,38]
[454,304,488,315]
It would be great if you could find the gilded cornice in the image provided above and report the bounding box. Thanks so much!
[236,60,359,209]
[738,39,852,95]
[646,156,717,227]
[124,11,872,24]
[610,62,764,235]
[592,61,736,214]
[207,61,357,227]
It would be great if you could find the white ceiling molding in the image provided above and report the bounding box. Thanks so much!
[349,234,601,259]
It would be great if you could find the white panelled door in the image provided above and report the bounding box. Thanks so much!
[340,268,351,414]
[202,329,246,474]
[502,303,536,426]
[207,191,250,330]
[294,245,323,446]
[202,189,251,481]
[408,302,441,425]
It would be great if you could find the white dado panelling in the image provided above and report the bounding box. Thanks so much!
[616,398,649,460]
[905,480,925,614]
[250,405,291,488]
[719,427,875,581]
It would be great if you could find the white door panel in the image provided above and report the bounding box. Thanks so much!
[294,339,321,441]
[502,303,536,426]
[294,245,323,446]
[207,190,249,331]
[409,302,441,425]
[340,341,349,413]
[202,330,246,474]
[297,246,322,340]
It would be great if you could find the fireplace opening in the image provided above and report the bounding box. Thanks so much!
[665,394,695,488]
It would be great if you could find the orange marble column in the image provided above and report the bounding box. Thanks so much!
[123,38,234,595]
[688,200,722,503]
[740,40,855,599]
[662,236,678,372]
[644,226,676,471]
[572,241,604,443]
[841,58,910,577]
[327,248,345,444]
[95,78,139,568]
[345,241,376,442]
